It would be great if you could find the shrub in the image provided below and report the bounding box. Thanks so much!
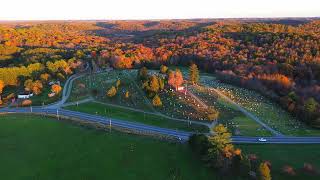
[207,107,219,121]
[282,165,296,176]
[21,99,32,106]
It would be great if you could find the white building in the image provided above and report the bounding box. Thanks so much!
[18,93,33,99]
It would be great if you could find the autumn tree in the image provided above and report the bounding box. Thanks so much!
[189,63,199,84]
[0,80,4,94]
[32,80,43,95]
[160,65,168,74]
[24,79,34,92]
[175,69,184,88]
[148,75,160,94]
[125,91,130,98]
[116,79,121,89]
[259,162,272,180]
[107,86,117,97]
[208,124,234,170]
[168,69,184,90]
[40,73,51,83]
[51,84,62,94]
[152,94,162,107]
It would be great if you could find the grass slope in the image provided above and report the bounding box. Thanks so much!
[0,114,215,180]
[64,102,209,133]
[239,144,320,180]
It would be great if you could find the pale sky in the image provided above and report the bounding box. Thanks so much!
[1,0,319,20]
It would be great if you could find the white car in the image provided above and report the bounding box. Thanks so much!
[258,138,267,142]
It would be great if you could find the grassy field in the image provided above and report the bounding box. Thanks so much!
[0,114,216,180]
[189,85,272,136]
[68,68,320,136]
[198,73,320,136]
[68,70,153,111]
[239,144,320,180]
[64,101,209,133]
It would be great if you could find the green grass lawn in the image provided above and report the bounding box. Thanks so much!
[68,70,153,111]
[199,73,320,136]
[64,102,209,133]
[189,85,272,136]
[0,114,216,180]
[239,144,320,180]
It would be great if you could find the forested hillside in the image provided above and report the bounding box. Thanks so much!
[0,19,319,127]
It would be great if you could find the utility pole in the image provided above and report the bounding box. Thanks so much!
[109,119,112,133]
[30,106,33,113]
[57,109,59,120]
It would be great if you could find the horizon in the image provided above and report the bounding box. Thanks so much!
[1,0,320,20]
[0,17,319,23]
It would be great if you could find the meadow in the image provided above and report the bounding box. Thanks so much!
[64,101,209,133]
[0,114,215,180]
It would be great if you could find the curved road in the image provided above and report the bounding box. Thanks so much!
[1,107,320,144]
[1,68,319,144]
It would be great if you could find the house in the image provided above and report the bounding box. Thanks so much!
[177,86,185,91]
[49,81,61,86]
[18,93,33,99]
[48,92,56,98]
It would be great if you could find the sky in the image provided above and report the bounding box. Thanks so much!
[1,0,320,20]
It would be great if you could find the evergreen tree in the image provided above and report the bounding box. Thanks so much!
[138,67,148,81]
[189,63,199,84]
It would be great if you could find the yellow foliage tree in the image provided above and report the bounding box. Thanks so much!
[116,79,121,89]
[107,86,117,97]
[259,162,272,180]
[152,94,162,107]
[24,79,33,92]
[40,73,51,82]
[125,91,130,98]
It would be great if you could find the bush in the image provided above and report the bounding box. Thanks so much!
[21,99,32,106]
[207,107,219,121]
[282,165,296,176]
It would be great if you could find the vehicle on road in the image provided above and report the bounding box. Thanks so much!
[258,138,267,142]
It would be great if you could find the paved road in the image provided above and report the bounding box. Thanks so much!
[1,107,320,144]
[1,68,319,144]
[0,107,191,141]
[46,73,87,109]
[232,136,320,144]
